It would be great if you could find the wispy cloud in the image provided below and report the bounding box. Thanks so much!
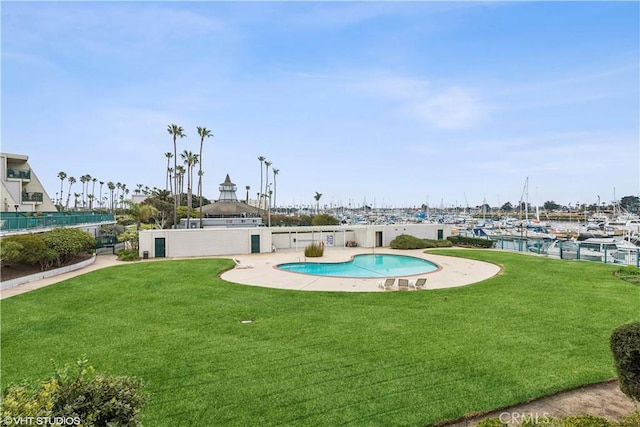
[356,75,490,129]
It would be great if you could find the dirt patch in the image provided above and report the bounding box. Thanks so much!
[439,380,639,426]
[0,254,93,282]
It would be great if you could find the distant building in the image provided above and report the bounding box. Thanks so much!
[1,152,57,212]
[179,174,263,228]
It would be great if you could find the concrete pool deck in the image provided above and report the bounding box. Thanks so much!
[222,248,502,292]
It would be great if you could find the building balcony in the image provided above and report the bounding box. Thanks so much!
[7,168,31,180]
[22,192,44,203]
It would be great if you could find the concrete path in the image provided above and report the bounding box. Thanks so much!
[222,248,502,292]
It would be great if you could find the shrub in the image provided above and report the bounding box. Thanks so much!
[41,228,96,266]
[554,415,613,426]
[390,234,428,249]
[447,235,494,248]
[610,322,640,400]
[1,358,146,427]
[117,249,140,261]
[0,239,23,265]
[422,239,454,248]
[615,266,640,285]
[304,243,324,257]
[618,411,640,427]
[3,234,46,265]
[311,214,340,226]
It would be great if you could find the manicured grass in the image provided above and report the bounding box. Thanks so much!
[1,250,638,426]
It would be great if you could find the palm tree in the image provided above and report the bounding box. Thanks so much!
[175,166,186,201]
[115,182,122,210]
[264,160,272,211]
[180,150,199,227]
[99,181,105,209]
[90,178,97,210]
[257,156,265,214]
[125,200,159,230]
[197,126,213,228]
[167,124,186,228]
[314,192,322,214]
[65,176,76,209]
[272,168,279,212]
[57,171,67,208]
[164,152,173,191]
[107,182,115,212]
[80,174,91,209]
[245,185,250,204]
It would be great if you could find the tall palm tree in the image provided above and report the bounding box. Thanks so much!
[272,168,279,212]
[197,126,213,228]
[57,171,67,208]
[314,192,322,214]
[245,185,250,204]
[164,152,173,191]
[175,166,186,201]
[115,182,122,209]
[167,124,186,228]
[90,178,97,210]
[80,174,91,209]
[264,160,272,211]
[257,156,265,214]
[107,182,115,212]
[65,176,76,209]
[99,181,105,209]
[180,150,199,227]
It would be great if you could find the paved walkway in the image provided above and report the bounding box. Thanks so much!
[222,247,502,292]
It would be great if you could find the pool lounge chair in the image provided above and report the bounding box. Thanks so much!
[234,259,254,269]
[379,278,396,291]
[413,278,427,290]
[397,278,410,291]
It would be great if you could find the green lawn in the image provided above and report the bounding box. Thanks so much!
[1,250,638,426]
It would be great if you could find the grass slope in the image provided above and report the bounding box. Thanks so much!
[1,251,638,426]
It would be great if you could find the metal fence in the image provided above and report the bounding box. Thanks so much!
[0,211,116,233]
[490,236,639,267]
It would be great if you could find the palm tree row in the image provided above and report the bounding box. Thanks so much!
[257,156,280,214]
[167,124,213,229]
[56,171,135,213]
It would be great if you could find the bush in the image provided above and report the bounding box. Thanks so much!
[1,358,146,427]
[0,239,24,265]
[42,228,96,266]
[390,234,428,249]
[3,234,46,265]
[618,411,640,427]
[311,214,340,226]
[389,235,454,250]
[615,266,640,285]
[611,322,640,400]
[117,249,140,261]
[304,243,324,257]
[447,235,494,248]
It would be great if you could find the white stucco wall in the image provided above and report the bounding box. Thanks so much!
[138,224,451,258]
[139,227,273,258]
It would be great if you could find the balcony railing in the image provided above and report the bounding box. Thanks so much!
[21,192,43,202]
[0,212,116,232]
[6,168,31,180]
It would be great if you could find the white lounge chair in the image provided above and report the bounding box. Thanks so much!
[413,278,427,290]
[234,259,254,269]
[380,278,396,291]
[397,278,410,291]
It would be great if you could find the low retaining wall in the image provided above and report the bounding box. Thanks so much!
[1,254,97,290]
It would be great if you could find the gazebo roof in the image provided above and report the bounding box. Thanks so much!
[200,201,261,216]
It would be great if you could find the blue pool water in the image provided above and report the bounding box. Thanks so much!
[277,254,438,278]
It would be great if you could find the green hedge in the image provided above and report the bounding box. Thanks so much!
[611,322,640,401]
[447,235,494,248]
[389,234,453,250]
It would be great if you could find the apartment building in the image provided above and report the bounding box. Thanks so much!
[1,152,57,212]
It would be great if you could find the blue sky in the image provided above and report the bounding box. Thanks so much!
[2,1,639,209]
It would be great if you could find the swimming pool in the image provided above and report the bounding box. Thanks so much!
[277,254,438,278]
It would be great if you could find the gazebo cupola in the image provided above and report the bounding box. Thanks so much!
[218,174,238,201]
